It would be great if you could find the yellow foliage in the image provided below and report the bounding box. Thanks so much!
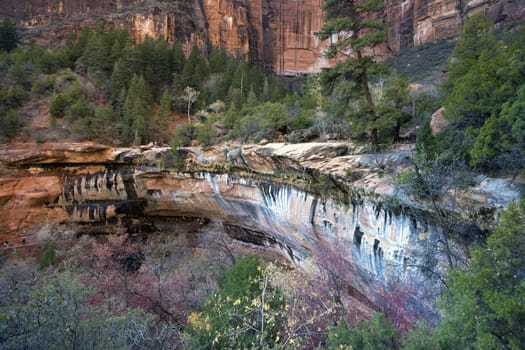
[187,311,210,331]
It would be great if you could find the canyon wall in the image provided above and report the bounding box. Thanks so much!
[2,0,522,74]
[385,0,524,52]
[1,142,521,311]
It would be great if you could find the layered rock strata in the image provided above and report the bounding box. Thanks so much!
[1,142,521,308]
[3,0,523,74]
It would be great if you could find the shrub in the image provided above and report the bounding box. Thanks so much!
[196,121,216,147]
[49,93,69,117]
[37,243,57,271]
[0,109,21,139]
[172,123,196,147]
[327,314,401,350]
[185,256,285,349]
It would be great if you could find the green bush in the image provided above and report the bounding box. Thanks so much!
[5,84,26,107]
[327,314,400,350]
[172,123,196,148]
[230,102,288,142]
[0,109,21,139]
[32,76,56,95]
[37,243,57,271]
[49,82,84,118]
[196,121,216,147]
[0,272,175,349]
[49,93,69,117]
[0,17,18,52]
[185,256,285,349]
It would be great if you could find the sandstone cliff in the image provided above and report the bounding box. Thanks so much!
[1,142,521,313]
[2,0,523,74]
[385,0,524,52]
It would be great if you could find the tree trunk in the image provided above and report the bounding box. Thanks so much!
[358,52,379,151]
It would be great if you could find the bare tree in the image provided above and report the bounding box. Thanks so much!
[208,100,225,114]
[181,86,199,124]
[399,154,478,286]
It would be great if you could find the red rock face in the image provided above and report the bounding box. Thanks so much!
[385,0,524,52]
[203,0,342,74]
[2,0,523,73]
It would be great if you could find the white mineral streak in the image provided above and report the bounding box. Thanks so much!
[140,171,420,283]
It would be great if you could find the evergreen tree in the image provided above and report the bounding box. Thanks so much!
[231,61,248,96]
[436,15,525,171]
[435,198,525,349]
[65,29,91,66]
[155,88,172,139]
[182,44,199,88]
[247,66,264,96]
[194,55,210,89]
[470,83,525,172]
[246,87,258,107]
[262,77,271,102]
[123,75,152,145]
[151,37,172,96]
[108,29,129,63]
[0,109,21,139]
[378,73,412,142]
[0,17,18,52]
[442,15,505,127]
[171,40,186,74]
[443,13,497,93]
[318,0,386,150]
[92,104,118,143]
[182,44,208,88]
[117,87,127,117]
[83,31,112,80]
[109,58,131,104]
[208,46,228,73]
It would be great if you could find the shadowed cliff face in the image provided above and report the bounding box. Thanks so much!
[137,171,422,286]
[3,0,523,74]
[2,142,520,313]
[385,0,524,52]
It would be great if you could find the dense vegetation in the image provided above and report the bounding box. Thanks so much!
[0,23,292,145]
[1,7,525,349]
[1,197,524,349]
[0,17,438,148]
[417,14,525,174]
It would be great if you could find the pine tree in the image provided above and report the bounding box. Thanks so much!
[208,47,228,73]
[0,17,18,52]
[182,44,208,89]
[171,40,186,74]
[83,31,111,79]
[123,75,152,145]
[151,37,172,96]
[435,198,525,349]
[379,73,412,142]
[318,0,386,150]
[109,31,128,63]
[155,88,172,137]
[109,58,131,104]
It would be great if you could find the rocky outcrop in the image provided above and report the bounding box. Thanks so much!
[3,0,334,74]
[1,141,522,312]
[201,0,336,74]
[3,0,523,74]
[385,0,524,51]
[4,1,207,46]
